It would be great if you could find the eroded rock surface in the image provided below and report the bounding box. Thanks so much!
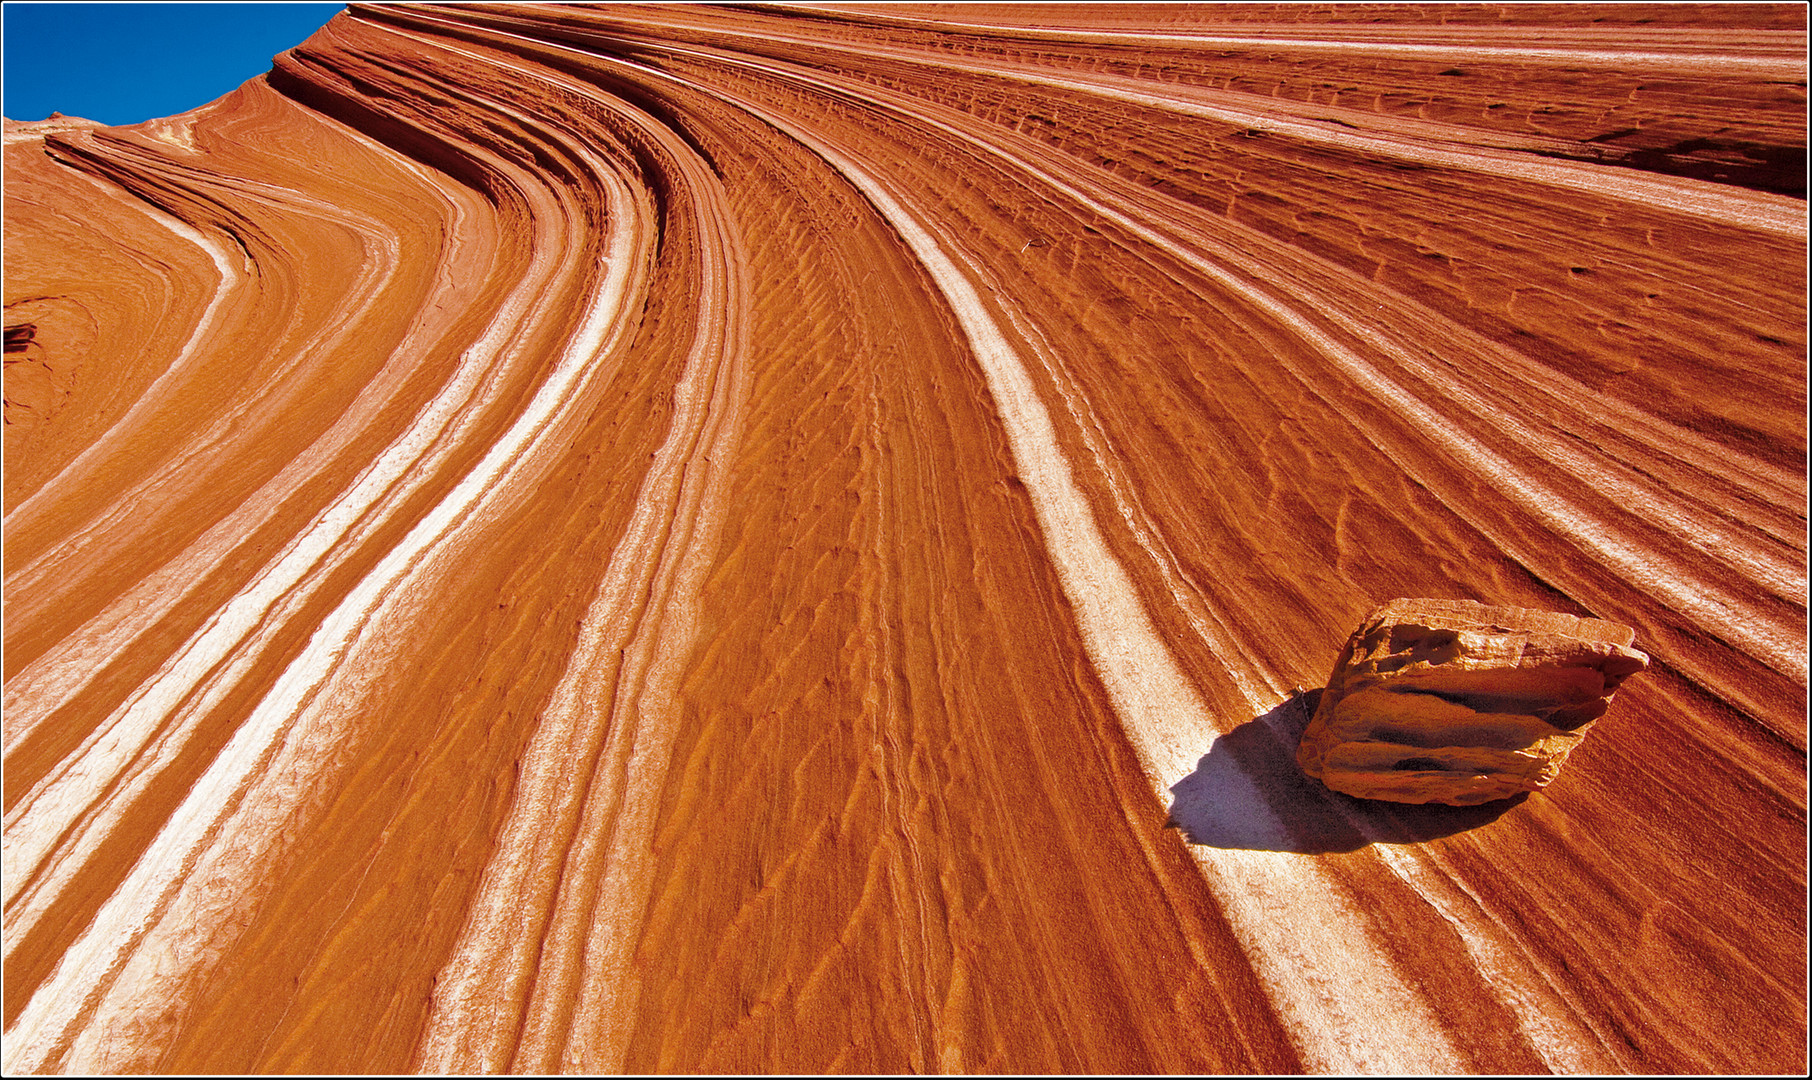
[1299,598,1650,804]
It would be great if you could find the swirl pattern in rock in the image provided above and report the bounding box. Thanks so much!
[3,3,1805,1074]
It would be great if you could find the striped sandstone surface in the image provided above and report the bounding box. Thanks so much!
[3,3,1805,1073]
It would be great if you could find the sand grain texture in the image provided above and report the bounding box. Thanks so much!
[3,3,1806,1074]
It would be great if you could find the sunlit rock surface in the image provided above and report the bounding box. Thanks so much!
[4,3,1806,1074]
[1297,598,1650,805]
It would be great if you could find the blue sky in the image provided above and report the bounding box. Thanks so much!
[3,2,344,125]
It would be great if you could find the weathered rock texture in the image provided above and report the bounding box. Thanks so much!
[3,3,1806,1075]
[1298,598,1650,805]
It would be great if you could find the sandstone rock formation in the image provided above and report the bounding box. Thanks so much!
[1297,598,1650,805]
[3,3,1806,1075]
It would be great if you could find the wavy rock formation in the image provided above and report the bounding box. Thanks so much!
[3,3,1805,1073]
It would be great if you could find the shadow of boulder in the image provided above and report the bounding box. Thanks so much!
[1167,689,1525,854]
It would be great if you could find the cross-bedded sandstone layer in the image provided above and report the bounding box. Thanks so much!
[4,3,1805,1073]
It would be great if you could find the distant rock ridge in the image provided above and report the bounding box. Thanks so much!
[1,114,104,146]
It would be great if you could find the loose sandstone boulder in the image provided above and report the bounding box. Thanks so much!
[1298,598,1649,805]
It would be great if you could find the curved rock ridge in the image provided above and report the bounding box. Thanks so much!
[3,3,1804,1073]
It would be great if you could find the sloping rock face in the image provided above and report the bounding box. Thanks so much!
[1298,598,1650,805]
[3,3,1806,1075]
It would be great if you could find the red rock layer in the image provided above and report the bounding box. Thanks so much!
[4,3,1805,1073]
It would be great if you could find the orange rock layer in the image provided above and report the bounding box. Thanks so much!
[4,3,1806,1074]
